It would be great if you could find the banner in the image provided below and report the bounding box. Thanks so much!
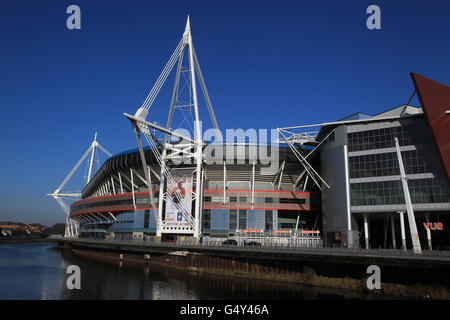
[165,170,193,228]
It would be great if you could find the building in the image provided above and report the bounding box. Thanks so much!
[0,223,46,237]
[70,144,322,241]
[65,19,450,251]
[317,73,450,250]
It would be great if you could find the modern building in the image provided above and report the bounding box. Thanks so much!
[317,73,450,250]
[64,19,450,251]
[69,144,322,241]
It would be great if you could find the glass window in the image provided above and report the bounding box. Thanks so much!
[211,209,229,230]
[238,210,247,229]
[265,210,273,230]
[229,210,237,230]
[203,209,211,229]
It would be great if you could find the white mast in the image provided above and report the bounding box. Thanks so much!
[87,132,98,183]
[125,16,220,241]
[394,137,421,253]
[48,133,112,237]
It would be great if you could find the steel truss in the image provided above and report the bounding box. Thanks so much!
[277,125,333,191]
[47,133,111,237]
[124,17,219,240]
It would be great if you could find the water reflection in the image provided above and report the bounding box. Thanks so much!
[59,249,201,300]
[0,242,65,300]
[58,248,388,300]
[0,242,400,300]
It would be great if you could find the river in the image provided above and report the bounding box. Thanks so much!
[0,242,393,300]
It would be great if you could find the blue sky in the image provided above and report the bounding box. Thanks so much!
[0,0,449,226]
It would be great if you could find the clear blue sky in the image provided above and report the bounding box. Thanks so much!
[0,0,449,226]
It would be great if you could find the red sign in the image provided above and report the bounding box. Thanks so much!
[411,72,450,187]
[423,222,443,230]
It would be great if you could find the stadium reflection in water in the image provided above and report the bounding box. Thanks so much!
[0,242,395,300]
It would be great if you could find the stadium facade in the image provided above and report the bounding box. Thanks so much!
[66,19,450,251]
[70,145,321,241]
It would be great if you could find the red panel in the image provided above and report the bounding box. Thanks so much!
[411,72,450,186]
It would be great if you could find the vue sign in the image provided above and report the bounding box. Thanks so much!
[423,222,443,231]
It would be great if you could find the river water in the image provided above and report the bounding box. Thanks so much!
[0,242,390,300]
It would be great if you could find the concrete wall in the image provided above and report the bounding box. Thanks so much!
[320,126,359,247]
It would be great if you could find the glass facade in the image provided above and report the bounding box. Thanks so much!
[144,210,150,228]
[200,208,280,232]
[199,191,308,233]
[210,209,229,230]
[75,191,309,236]
[247,210,265,230]
[238,210,247,229]
[203,209,211,229]
[348,119,450,207]
[229,210,237,229]
[351,181,404,206]
[349,150,428,178]
[408,178,450,204]
[351,178,450,205]
[265,210,273,230]
[348,125,410,152]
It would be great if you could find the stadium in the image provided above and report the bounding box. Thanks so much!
[59,18,450,251]
[69,144,322,244]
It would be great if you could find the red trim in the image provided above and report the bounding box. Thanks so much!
[71,207,156,217]
[203,206,309,211]
[72,203,311,218]
[204,189,309,194]
[301,230,319,234]
[73,191,159,204]
[74,189,308,208]
[77,189,307,205]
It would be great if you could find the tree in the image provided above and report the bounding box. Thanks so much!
[41,223,66,237]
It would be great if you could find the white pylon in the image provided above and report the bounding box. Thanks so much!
[394,137,422,253]
[48,133,112,237]
[124,16,220,241]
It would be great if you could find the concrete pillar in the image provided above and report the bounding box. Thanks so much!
[425,213,432,250]
[399,211,406,251]
[364,213,369,249]
[390,214,396,249]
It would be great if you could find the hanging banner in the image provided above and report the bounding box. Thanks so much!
[165,169,193,228]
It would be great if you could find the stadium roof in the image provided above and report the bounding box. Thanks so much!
[316,104,423,141]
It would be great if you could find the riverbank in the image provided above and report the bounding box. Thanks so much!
[2,241,376,300]
[0,238,55,244]
[64,243,450,299]
[66,248,392,300]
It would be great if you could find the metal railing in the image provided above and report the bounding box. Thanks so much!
[59,236,450,258]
